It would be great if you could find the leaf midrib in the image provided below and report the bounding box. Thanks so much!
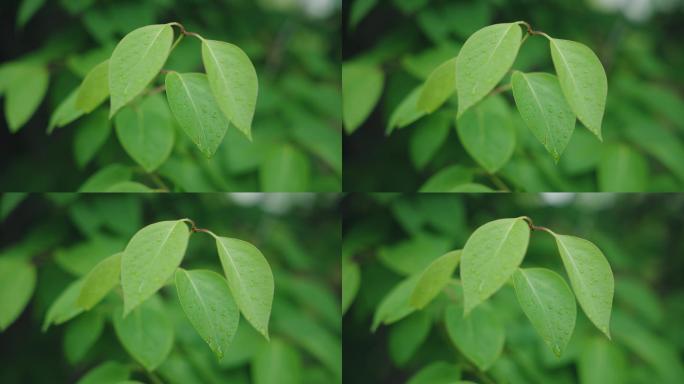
[551,40,580,109]
[557,237,597,319]
[122,26,167,97]
[175,74,208,152]
[136,222,178,295]
[471,24,514,95]
[519,270,554,345]
[521,74,552,149]
[183,271,220,352]
[217,239,252,318]
[204,41,234,119]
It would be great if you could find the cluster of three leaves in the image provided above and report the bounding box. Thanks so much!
[43,219,274,368]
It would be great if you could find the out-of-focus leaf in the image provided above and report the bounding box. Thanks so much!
[251,338,301,384]
[350,0,379,28]
[342,61,384,134]
[597,144,648,192]
[17,0,46,27]
[409,112,450,170]
[5,64,49,133]
[378,233,452,276]
[445,302,504,371]
[259,145,311,192]
[419,165,474,192]
[578,337,626,384]
[1,193,28,221]
[410,250,461,309]
[73,109,111,168]
[54,234,124,276]
[43,279,85,331]
[75,60,110,113]
[78,164,133,192]
[0,258,36,330]
[342,259,360,315]
[75,361,130,384]
[371,273,421,331]
[417,57,456,113]
[387,84,425,134]
[406,361,461,384]
[77,252,121,310]
[64,311,104,364]
[388,311,431,366]
[48,86,85,133]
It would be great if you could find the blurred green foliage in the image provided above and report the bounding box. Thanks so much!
[343,0,684,192]
[0,0,341,192]
[343,193,684,383]
[0,192,341,383]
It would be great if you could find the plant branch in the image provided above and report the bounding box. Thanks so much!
[521,216,554,234]
[181,218,218,238]
[489,83,511,96]
[168,22,203,40]
[487,173,510,192]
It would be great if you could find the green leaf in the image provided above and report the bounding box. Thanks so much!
[64,311,104,363]
[552,233,614,338]
[54,235,125,276]
[549,38,607,139]
[105,182,154,192]
[409,112,451,170]
[17,0,47,27]
[406,362,461,384]
[378,233,452,276]
[349,0,378,28]
[259,145,311,192]
[75,361,130,384]
[342,61,384,134]
[419,165,475,192]
[1,192,27,221]
[445,302,504,371]
[43,279,85,331]
[410,250,461,309]
[48,86,85,133]
[121,220,190,316]
[215,237,274,340]
[175,269,239,359]
[4,64,49,132]
[113,296,173,371]
[114,95,175,172]
[79,164,133,192]
[341,259,360,315]
[387,85,426,134]
[417,57,456,113]
[109,24,173,117]
[456,95,515,173]
[251,338,302,384]
[165,72,230,158]
[578,337,627,384]
[512,268,577,357]
[455,23,522,117]
[598,144,648,192]
[201,39,258,139]
[511,71,575,162]
[388,311,431,366]
[75,59,110,113]
[461,217,529,315]
[624,120,684,183]
[74,109,111,168]
[371,273,421,331]
[0,258,36,330]
[77,252,122,310]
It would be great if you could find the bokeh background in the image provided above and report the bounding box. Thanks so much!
[343,0,684,192]
[343,193,684,383]
[0,192,341,383]
[0,0,341,192]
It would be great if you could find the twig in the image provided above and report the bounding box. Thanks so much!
[487,173,510,192]
[489,83,512,96]
[521,216,554,234]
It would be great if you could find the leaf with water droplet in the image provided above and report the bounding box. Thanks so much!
[513,267,577,357]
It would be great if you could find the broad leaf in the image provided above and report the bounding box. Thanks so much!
[259,145,311,192]
[456,95,515,173]
[406,362,461,384]
[342,61,384,134]
[251,338,302,384]
[445,302,504,371]
[419,165,475,192]
[201,39,258,139]
[388,311,431,366]
[341,258,360,315]
[215,236,274,339]
[371,273,421,331]
[64,311,104,363]
[76,59,110,113]
[43,279,85,331]
[109,24,173,117]
[48,86,84,133]
[549,38,607,139]
[410,250,461,309]
[387,85,426,134]
[417,57,456,113]
[54,235,124,276]
[73,109,111,168]
[113,296,173,371]
[165,72,229,158]
[175,269,239,359]
[114,95,175,172]
[461,217,529,315]
[378,233,452,276]
[121,220,190,316]
[513,268,577,356]
[4,64,49,133]
[409,112,451,170]
[455,23,522,117]
[0,258,36,330]
[511,71,575,162]
[77,252,122,310]
[553,233,614,338]
[79,164,133,192]
[598,144,648,192]
[75,361,130,384]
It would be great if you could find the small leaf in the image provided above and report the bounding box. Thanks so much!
[417,57,456,113]
[371,273,421,331]
[201,39,258,139]
[73,109,111,168]
[553,233,614,338]
[378,233,453,276]
[342,61,384,134]
[165,72,230,158]
[215,236,274,339]
[105,182,154,192]
[0,258,36,330]
[17,0,47,27]
[4,64,49,133]
[75,361,130,384]
[1,192,27,221]
[387,85,426,134]
[174,269,239,359]
[406,361,461,384]
[54,235,124,276]
[598,144,648,192]
[549,38,607,139]
[388,312,431,366]
[113,296,173,371]
[48,86,85,133]
[511,71,575,162]
[410,250,461,309]
[461,217,529,315]
[455,23,522,117]
[445,302,504,371]
[43,279,85,331]
[64,311,104,363]
[77,252,122,310]
[513,268,577,356]
[409,112,451,170]
[259,145,311,192]
[79,164,133,192]
[109,24,173,117]
[456,95,515,173]
[251,338,302,384]
[75,59,110,113]
[121,220,190,316]
[419,165,475,192]
[341,259,360,315]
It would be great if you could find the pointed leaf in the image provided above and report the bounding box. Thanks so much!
[121,220,190,316]
[5,64,49,133]
[43,279,85,331]
[76,59,110,113]
[553,233,614,338]
[461,217,529,315]
[48,86,85,133]
[201,39,258,139]
[64,311,104,363]
[17,0,47,27]
[388,311,431,366]
[445,303,504,371]
[513,268,577,356]
[410,250,461,309]
[342,61,384,134]
[165,72,229,158]
[455,23,522,117]
[175,269,239,359]
[341,258,360,315]
[409,112,451,170]
[418,57,456,113]
[0,258,36,330]
[77,252,122,310]
[549,38,607,139]
[511,71,575,161]
[74,109,111,168]
[109,24,173,117]
[598,144,648,192]
[371,273,421,331]
[387,85,426,134]
[215,237,274,339]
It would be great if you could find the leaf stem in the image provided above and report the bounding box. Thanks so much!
[170,33,184,53]
[516,21,552,40]
[181,218,219,238]
[168,22,204,41]
[146,371,163,384]
[521,216,554,235]
[487,173,510,191]
[489,83,512,96]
